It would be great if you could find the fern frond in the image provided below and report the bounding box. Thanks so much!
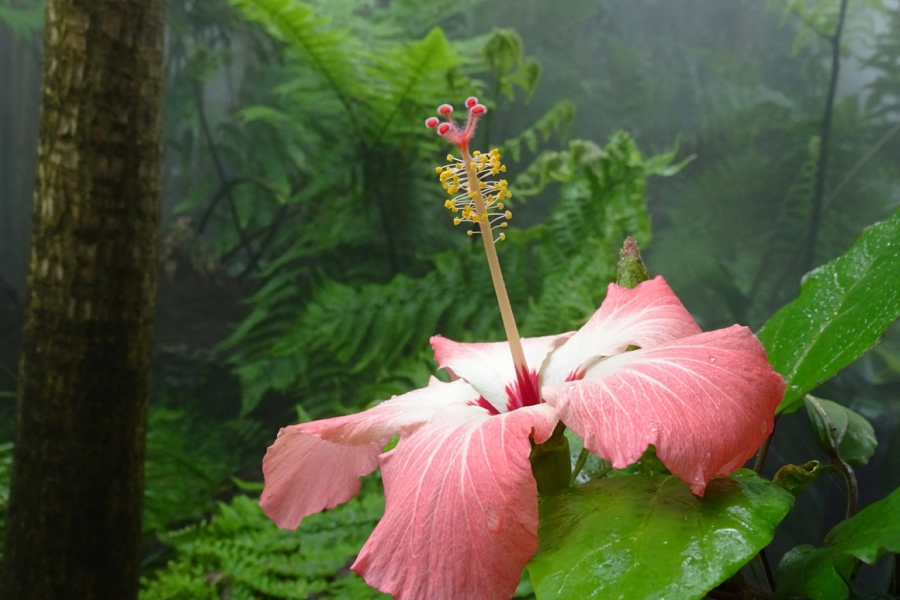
[365,28,463,145]
[502,100,575,162]
[141,481,388,599]
[520,134,675,335]
[230,0,365,126]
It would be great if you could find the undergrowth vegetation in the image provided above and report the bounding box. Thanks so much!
[2,0,899,597]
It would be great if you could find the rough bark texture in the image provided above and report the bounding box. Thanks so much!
[0,0,164,598]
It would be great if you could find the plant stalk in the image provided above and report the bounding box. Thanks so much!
[802,0,850,274]
[461,147,528,373]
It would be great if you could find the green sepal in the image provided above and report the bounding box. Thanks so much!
[530,422,571,496]
[616,236,650,289]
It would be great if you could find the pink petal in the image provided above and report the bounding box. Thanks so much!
[542,276,702,386]
[260,379,480,529]
[353,403,558,600]
[260,427,382,529]
[544,326,785,495]
[431,334,571,411]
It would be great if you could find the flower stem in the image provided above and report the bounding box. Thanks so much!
[570,448,590,485]
[461,147,528,373]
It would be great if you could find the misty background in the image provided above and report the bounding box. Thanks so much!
[1,0,899,597]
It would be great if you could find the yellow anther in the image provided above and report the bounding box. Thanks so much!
[467,230,474,236]
[500,165,506,172]
[505,210,512,219]
[454,217,461,226]
[447,154,454,161]
[500,222,508,228]
[473,150,481,157]
[482,214,488,221]
[498,203,504,209]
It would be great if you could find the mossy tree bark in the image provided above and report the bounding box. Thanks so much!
[0,0,164,598]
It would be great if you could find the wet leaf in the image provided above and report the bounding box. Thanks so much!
[776,486,900,600]
[804,396,877,466]
[758,208,900,414]
[565,429,610,484]
[529,470,793,600]
[773,460,826,495]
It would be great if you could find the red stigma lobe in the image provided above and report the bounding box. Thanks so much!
[424,97,488,151]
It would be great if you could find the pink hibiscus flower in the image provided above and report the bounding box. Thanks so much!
[259,98,785,599]
[260,278,784,600]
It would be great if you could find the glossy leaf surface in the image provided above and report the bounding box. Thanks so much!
[803,396,877,466]
[776,486,900,600]
[529,470,793,600]
[758,208,900,414]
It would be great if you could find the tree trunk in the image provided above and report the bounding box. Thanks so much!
[0,0,164,598]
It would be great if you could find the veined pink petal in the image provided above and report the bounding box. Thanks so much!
[260,379,480,529]
[353,403,558,600]
[431,334,571,411]
[542,277,702,386]
[260,428,381,529]
[544,326,785,495]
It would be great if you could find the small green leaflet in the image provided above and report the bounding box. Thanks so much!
[776,485,900,600]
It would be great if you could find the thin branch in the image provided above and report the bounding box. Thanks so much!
[754,415,779,475]
[758,549,777,593]
[190,79,261,277]
[236,204,291,280]
[802,0,850,275]
[831,454,859,519]
[196,177,255,234]
[891,553,899,595]
[787,5,833,42]
[823,121,900,211]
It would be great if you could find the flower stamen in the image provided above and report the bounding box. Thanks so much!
[426,97,528,375]
[437,149,513,238]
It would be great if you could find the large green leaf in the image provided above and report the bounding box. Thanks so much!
[776,486,900,600]
[757,208,900,414]
[529,470,794,600]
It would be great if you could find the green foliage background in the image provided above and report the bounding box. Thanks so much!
[1,0,899,597]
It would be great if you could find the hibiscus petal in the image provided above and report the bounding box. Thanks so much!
[544,325,785,495]
[260,428,382,529]
[431,334,571,410]
[542,276,702,385]
[260,379,481,529]
[353,403,558,600]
